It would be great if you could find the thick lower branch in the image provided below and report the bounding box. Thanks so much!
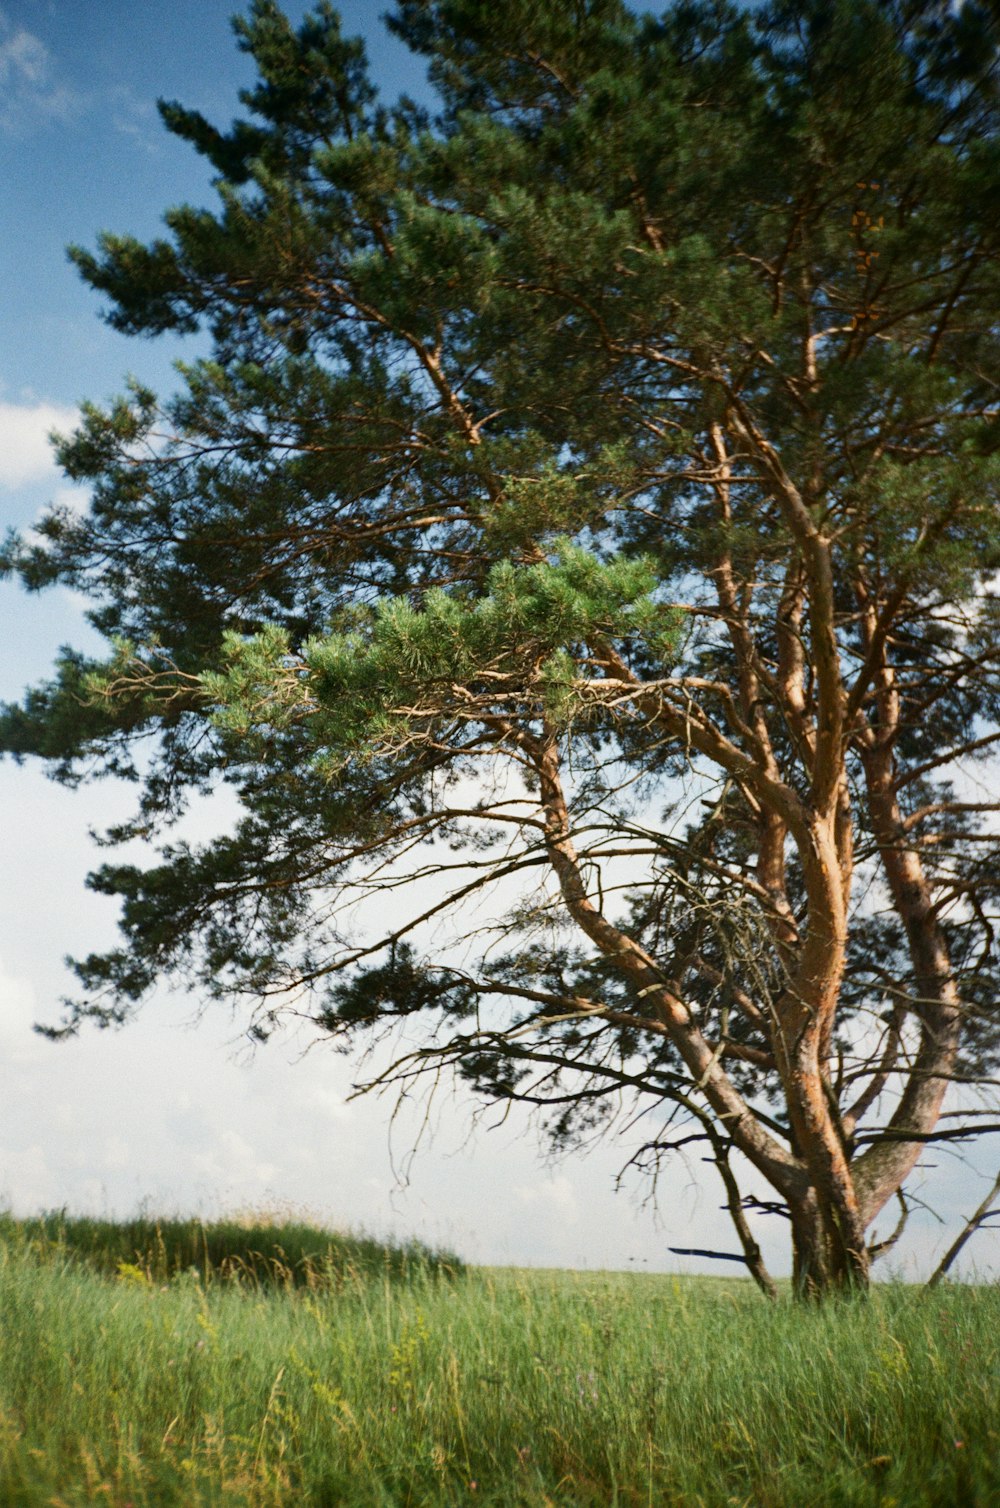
[853,745,961,1223]
[534,735,802,1198]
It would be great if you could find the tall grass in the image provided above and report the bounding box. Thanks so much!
[0,1209,461,1288]
[1,1216,998,1505]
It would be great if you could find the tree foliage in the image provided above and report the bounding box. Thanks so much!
[4,0,1000,1294]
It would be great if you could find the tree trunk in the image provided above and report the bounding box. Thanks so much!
[789,1190,870,1298]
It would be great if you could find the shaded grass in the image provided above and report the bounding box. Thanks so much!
[1,1220,998,1505]
[0,1209,460,1289]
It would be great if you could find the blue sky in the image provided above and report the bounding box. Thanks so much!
[0,0,997,1279]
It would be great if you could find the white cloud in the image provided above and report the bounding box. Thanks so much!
[0,959,48,1068]
[109,86,163,156]
[515,1173,579,1222]
[189,1128,279,1192]
[0,1142,57,1210]
[0,24,45,83]
[0,398,77,490]
[301,1082,354,1122]
[0,10,78,134]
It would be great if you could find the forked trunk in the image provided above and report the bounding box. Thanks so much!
[789,1190,870,1299]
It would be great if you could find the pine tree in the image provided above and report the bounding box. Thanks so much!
[4,0,1000,1295]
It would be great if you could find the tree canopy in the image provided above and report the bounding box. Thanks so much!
[4,0,1000,1295]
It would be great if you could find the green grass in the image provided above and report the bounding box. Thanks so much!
[1,1215,998,1506]
[0,1209,461,1288]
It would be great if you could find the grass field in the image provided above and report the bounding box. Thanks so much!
[1,1213,997,1506]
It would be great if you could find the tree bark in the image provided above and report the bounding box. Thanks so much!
[773,816,871,1293]
[853,709,962,1226]
[788,1190,868,1297]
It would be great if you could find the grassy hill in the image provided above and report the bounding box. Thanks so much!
[0,1209,461,1288]
[0,1213,997,1505]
